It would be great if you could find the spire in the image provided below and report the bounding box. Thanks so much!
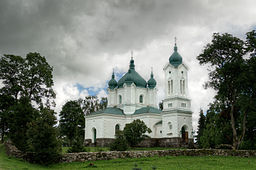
[112,69,115,79]
[129,51,135,70]
[150,67,154,78]
[148,67,156,89]
[174,37,178,52]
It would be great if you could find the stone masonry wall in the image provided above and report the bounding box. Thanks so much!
[4,140,25,159]
[61,149,256,163]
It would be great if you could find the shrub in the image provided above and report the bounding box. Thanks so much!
[110,131,128,151]
[68,136,86,153]
[123,119,151,147]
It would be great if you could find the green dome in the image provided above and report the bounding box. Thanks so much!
[147,71,156,89]
[108,72,117,89]
[169,44,182,67]
[117,58,147,88]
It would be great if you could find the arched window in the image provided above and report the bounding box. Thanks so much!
[92,128,97,143]
[183,80,185,94]
[139,95,143,103]
[119,95,122,104]
[168,81,170,95]
[180,79,185,95]
[171,80,173,94]
[115,124,120,135]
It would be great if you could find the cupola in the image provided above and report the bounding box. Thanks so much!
[108,71,117,89]
[169,43,182,67]
[147,71,156,89]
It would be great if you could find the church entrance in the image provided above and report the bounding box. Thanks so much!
[181,125,188,144]
[92,128,96,143]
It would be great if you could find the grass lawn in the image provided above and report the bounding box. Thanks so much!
[1,144,256,170]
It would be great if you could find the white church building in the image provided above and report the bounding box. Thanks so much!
[84,43,193,147]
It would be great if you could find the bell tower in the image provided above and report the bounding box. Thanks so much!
[161,40,193,143]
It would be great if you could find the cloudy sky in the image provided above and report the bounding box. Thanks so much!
[1,0,256,130]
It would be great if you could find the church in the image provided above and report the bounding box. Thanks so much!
[84,42,193,147]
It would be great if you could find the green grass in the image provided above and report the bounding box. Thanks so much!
[1,144,256,170]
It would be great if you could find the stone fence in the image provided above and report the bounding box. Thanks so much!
[61,149,256,163]
[4,141,256,163]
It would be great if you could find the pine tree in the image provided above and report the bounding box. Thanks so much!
[196,109,205,148]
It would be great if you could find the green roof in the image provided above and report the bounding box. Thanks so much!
[147,71,156,89]
[134,106,162,115]
[108,72,117,89]
[117,58,147,88]
[91,107,124,115]
[169,44,182,67]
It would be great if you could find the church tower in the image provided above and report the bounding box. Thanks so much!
[162,41,193,144]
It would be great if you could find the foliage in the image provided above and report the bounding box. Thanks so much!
[0,94,15,143]
[0,52,55,107]
[0,52,56,151]
[123,119,152,147]
[80,96,107,115]
[110,131,128,151]
[158,101,163,111]
[197,30,256,149]
[59,100,85,146]
[68,135,86,153]
[26,108,61,165]
[8,97,39,152]
[196,109,205,148]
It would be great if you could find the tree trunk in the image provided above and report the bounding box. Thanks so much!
[230,104,238,150]
[237,111,247,149]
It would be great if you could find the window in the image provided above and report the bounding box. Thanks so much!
[168,103,172,107]
[181,103,186,107]
[168,81,170,95]
[139,95,143,103]
[180,79,185,95]
[115,124,120,135]
[183,80,185,94]
[168,122,172,130]
[119,95,122,104]
[171,80,173,94]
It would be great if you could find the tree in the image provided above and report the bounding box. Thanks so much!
[8,97,39,151]
[159,101,163,111]
[59,100,85,146]
[0,52,55,107]
[0,52,56,154]
[196,109,205,148]
[0,94,14,143]
[197,31,256,149]
[80,96,107,116]
[123,119,152,147]
[26,108,61,165]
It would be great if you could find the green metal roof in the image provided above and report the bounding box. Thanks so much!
[134,106,162,115]
[108,72,117,89]
[147,71,156,89]
[169,44,182,67]
[91,107,124,115]
[117,58,147,88]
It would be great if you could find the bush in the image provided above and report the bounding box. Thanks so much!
[123,119,151,147]
[110,131,128,151]
[68,136,86,153]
